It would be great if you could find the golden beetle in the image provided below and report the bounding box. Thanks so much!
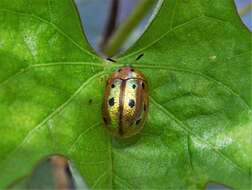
[102,66,149,138]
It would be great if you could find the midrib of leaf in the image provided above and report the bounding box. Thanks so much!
[0,62,104,88]
[132,63,251,112]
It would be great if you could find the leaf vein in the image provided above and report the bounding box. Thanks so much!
[120,14,233,61]
[114,174,135,189]
[0,65,30,88]
[32,61,104,68]
[134,64,251,111]
[91,171,107,189]
[0,8,98,59]
[150,96,247,175]
[68,122,100,153]
[0,61,104,89]
[3,71,105,162]
[120,16,204,60]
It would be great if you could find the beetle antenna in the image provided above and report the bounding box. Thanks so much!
[107,57,117,63]
[136,53,144,61]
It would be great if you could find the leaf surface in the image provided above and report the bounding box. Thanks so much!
[0,0,251,189]
[118,0,252,189]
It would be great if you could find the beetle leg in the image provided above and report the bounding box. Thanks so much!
[107,57,117,62]
[136,53,144,61]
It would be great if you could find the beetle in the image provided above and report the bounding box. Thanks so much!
[102,65,149,138]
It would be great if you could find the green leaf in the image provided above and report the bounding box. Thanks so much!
[0,0,251,190]
[0,0,105,187]
[118,0,252,189]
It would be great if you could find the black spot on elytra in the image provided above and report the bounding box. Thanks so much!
[142,82,145,89]
[111,84,115,88]
[132,84,136,89]
[128,99,135,108]
[136,118,141,125]
[109,97,115,106]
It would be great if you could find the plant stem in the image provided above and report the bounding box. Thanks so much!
[103,0,156,57]
[100,0,119,50]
